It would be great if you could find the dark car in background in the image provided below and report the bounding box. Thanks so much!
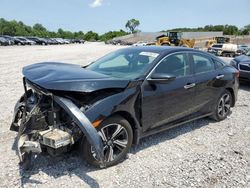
[45,38,58,45]
[0,36,10,46]
[71,39,85,44]
[14,37,36,45]
[1,35,15,45]
[10,47,239,169]
[230,50,250,81]
[26,37,48,45]
[11,37,26,45]
[0,35,84,46]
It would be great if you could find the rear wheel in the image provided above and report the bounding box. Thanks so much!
[211,90,232,121]
[81,115,133,167]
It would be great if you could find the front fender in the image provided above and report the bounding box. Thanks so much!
[84,87,141,130]
[53,96,105,167]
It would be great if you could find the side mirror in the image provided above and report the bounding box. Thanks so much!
[147,73,176,84]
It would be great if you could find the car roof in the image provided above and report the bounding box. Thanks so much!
[127,46,198,55]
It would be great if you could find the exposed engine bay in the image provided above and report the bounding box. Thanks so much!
[10,79,105,168]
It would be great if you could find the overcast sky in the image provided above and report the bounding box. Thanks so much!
[0,0,249,33]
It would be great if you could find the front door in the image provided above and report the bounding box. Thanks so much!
[141,52,196,131]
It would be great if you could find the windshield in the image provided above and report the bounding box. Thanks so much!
[86,49,159,79]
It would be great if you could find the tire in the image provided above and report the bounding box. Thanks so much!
[211,90,232,121]
[80,115,133,167]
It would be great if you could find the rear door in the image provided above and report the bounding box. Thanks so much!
[190,52,223,114]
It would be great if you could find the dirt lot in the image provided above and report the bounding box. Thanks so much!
[0,43,249,188]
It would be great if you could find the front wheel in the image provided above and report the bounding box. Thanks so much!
[211,90,232,121]
[80,115,133,167]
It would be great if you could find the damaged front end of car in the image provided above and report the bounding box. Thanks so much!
[10,78,105,169]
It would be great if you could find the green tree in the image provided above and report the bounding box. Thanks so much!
[33,23,47,32]
[84,31,99,41]
[223,25,238,35]
[100,30,128,41]
[240,24,250,35]
[74,31,85,39]
[241,29,249,35]
[125,19,140,33]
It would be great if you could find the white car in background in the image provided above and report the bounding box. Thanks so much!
[132,41,148,46]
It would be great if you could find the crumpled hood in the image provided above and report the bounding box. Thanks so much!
[23,62,130,92]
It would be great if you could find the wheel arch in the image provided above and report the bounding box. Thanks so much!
[110,111,141,145]
[226,87,235,107]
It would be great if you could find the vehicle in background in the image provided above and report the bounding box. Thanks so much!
[26,37,48,45]
[64,39,71,44]
[71,39,85,44]
[149,32,195,48]
[208,43,242,57]
[11,47,239,169]
[1,35,15,45]
[230,50,250,82]
[53,38,65,44]
[220,44,241,57]
[0,36,86,46]
[238,45,249,54]
[45,38,58,45]
[11,37,26,45]
[132,41,148,46]
[15,37,36,45]
[0,36,10,46]
[206,37,230,48]
[207,44,223,56]
[105,39,134,46]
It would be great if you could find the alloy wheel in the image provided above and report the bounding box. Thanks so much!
[217,93,231,119]
[91,123,129,163]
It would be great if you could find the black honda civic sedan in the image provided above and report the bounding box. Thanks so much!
[11,46,239,168]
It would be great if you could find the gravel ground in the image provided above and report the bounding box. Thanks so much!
[0,43,249,188]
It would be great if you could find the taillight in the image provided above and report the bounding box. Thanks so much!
[236,70,240,78]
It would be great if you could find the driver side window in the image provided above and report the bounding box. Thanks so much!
[154,53,190,77]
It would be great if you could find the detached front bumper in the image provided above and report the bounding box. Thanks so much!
[10,79,105,168]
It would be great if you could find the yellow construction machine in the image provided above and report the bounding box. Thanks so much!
[205,37,230,48]
[150,32,195,48]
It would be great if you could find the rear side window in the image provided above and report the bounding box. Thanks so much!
[154,53,190,77]
[192,54,215,74]
[213,59,225,69]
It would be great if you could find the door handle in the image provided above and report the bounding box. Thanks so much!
[216,74,224,79]
[184,83,196,89]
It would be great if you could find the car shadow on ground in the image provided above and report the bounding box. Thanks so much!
[11,139,101,187]
[12,116,216,187]
[21,153,100,187]
[131,117,212,155]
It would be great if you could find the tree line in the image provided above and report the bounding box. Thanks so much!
[0,18,128,41]
[1,18,249,42]
[165,24,250,35]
